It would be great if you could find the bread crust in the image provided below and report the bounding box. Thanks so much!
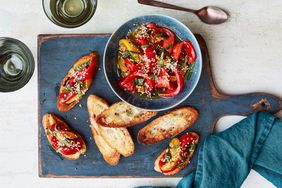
[96,102,157,128]
[42,113,86,160]
[154,132,199,175]
[57,52,99,112]
[137,107,199,145]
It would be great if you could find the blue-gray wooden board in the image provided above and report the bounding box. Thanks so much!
[38,34,282,177]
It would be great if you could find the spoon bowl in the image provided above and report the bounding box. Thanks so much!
[196,6,229,25]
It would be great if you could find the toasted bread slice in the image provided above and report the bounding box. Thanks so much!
[97,123,134,157]
[154,132,199,175]
[92,123,120,165]
[57,52,99,112]
[138,107,199,145]
[87,95,134,159]
[42,113,86,160]
[87,95,120,165]
[96,102,157,128]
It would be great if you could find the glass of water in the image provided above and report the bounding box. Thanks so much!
[42,0,97,28]
[0,38,35,92]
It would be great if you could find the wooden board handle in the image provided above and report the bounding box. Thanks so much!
[213,92,282,117]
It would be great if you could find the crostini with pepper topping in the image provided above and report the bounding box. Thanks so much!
[57,52,99,112]
[154,132,199,175]
[42,113,86,160]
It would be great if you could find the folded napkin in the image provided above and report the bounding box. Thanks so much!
[138,111,282,188]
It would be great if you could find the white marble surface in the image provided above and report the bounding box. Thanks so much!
[0,0,281,187]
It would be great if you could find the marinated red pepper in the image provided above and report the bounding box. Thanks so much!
[116,22,197,98]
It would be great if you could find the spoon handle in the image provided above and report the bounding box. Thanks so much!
[137,0,196,13]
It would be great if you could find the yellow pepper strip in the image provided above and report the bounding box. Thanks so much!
[117,57,128,73]
[160,138,181,172]
[119,39,140,53]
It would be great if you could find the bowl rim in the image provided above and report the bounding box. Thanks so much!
[103,14,202,111]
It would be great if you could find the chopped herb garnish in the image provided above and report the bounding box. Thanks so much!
[76,83,82,95]
[133,78,144,86]
[74,81,86,95]
[80,82,86,90]
[156,44,172,52]
[184,55,188,65]
[121,52,131,58]
[155,45,162,51]
[121,51,139,61]
[48,146,64,160]
[117,69,121,77]
[164,63,172,70]
[164,44,173,51]
[152,88,165,96]
[131,40,139,48]
[56,147,63,153]
[60,139,72,147]
[164,50,173,59]
[133,23,142,27]
[184,62,195,80]
[47,128,56,136]
[189,144,196,151]
[164,152,171,162]
[74,61,90,72]
[169,145,180,150]
[177,162,185,168]
[129,55,136,61]
[63,85,73,93]
[160,30,166,38]
[159,51,164,66]
[129,51,141,54]
[149,74,158,80]
[141,44,150,48]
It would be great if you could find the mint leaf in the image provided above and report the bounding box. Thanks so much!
[189,144,196,151]
[159,51,164,66]
[164,152,171,162]
[121,52,131,58]
[185,62,195,80]
[133,78,144,86]
[63,84,73,93]
[74,61,90,72]
[141,44,149,48]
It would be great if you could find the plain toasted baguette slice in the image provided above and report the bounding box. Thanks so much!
[154,132,199,175]
[87,95,134,158]
[138,107,199,145]
[96,102,157,128]
[87,95,120,165]
[42,113,86,160]
[92,123,120,165]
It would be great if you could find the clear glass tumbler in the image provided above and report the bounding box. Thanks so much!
[0,38,34,92]
[42,0,97,28]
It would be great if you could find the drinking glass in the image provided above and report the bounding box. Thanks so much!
[42,0,97,28]
[0,38,35,92]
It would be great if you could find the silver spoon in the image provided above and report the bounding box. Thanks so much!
[138,0,229,25]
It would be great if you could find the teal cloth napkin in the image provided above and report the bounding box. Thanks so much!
[137,111,282,188]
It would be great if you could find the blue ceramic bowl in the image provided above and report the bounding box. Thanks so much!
[104,14,202,111]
